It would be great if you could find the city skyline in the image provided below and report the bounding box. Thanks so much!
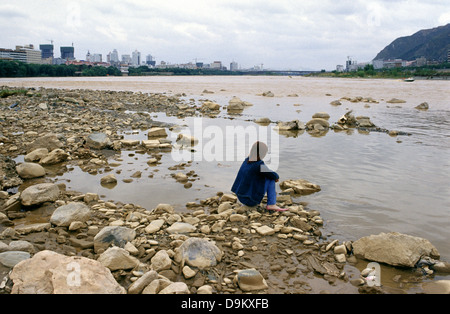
[1,0,449,71]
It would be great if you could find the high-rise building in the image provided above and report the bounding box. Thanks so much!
[110,49,119,63]
[230,61,238,71]
[39,44,54,59]
[211,61,222,70]
[61,46,75,60]
[122,54,131,65]
[131,50,141,67]
[146,54,156,66]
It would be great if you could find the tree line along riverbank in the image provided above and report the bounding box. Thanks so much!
[308,63,450,79]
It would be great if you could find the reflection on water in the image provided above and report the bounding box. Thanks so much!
[3,76,449,261]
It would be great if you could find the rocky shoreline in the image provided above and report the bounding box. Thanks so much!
[1,86,449,294]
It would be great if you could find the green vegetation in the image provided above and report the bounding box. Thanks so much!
[128,65,247,76]
[310,63,450,79]
[0,88,28,98]
[0,60,121,77]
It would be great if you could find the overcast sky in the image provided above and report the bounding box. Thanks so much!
[1,0,449,70]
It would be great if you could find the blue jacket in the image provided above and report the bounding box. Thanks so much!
[231,157,279,207]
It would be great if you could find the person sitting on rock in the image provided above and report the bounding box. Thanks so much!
[231,141,287,212]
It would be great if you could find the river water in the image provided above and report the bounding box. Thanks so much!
[2,76,449,263]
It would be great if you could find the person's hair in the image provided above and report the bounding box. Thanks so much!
[248,141,268,163]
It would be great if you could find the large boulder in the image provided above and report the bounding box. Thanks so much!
[16,162,46,179]
[10,250,125,294]
[0,251,31,268]
[93,226,136,253]
[352,232,440,267]
[50,202,91,227]
[85,133,112,150]
[175,238,222,269]
[20,183,60,206]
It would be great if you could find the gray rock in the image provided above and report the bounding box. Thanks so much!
[50,202,91,227]
[176,237,222,269]
[234,269,268,292]
[93,226,136,253]
[352,232,440,267]
[86,133,112,150]
[20,183,60,206]
[0,251,31,268]
[7,240,35,253]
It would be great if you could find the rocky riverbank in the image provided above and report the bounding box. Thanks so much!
[1,86,449,294]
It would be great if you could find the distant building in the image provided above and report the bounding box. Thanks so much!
[373,59,407,69]
[61,46,75,60]
[86,51,92,62]
[336,65,344,72]
[448,49,450,63]
[346,57,358,72]
[122,54,131,65]
[39,44,54,64]
[110,49,119,63]
[146,54,156,67]
[0,48,27,63]
[211,61,222,70]
[230,61,238,71]
[415,56,427,67]
[131,50,141,67]
[0,45,42,64]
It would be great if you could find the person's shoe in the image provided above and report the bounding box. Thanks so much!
[266,205,288,212]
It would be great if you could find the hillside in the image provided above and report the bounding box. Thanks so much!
[373,23,450,62]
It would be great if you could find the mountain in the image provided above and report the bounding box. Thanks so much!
[373,23,450,62]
